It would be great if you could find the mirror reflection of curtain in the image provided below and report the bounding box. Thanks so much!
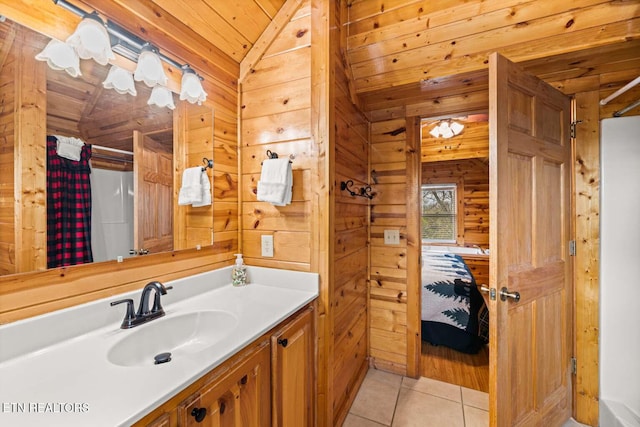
[46,136,93,268]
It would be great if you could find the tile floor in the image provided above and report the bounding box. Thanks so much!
[343,368,589,427]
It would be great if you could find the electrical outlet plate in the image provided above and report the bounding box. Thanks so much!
[384,230,400,245]
[261,235,274,257]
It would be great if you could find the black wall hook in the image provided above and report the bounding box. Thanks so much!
[340,180,374,199]
[201,157,213,171]
[262,150,293,165]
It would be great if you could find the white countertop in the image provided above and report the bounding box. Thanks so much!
[0,266,318,427]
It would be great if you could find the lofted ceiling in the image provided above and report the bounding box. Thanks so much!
[115,0,640,117]
[343,0,640,116]
[145,0,287,63]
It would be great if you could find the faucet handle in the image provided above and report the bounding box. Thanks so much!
[110,298,137,329]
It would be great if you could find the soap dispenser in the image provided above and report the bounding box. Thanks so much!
[232,253,247,286]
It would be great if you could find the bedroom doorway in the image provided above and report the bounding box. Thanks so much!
[418,114,491,393]
[409,54,574,425]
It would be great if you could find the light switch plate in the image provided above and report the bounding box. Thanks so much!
[261,235,274,257]
[384,230,400,245]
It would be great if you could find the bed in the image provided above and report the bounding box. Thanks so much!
[421,250,489,354]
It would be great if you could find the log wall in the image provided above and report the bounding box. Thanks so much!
[369,118,410,375]
[331,1,370,423]
[240,2,313,271]
[0,26,16,276]
[240,1,370,424]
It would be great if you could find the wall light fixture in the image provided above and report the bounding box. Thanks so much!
[65,12,114,65]
[35,39,81,77]
[38,0,207,110]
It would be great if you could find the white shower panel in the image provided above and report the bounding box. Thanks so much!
[90,168,134,263]
[600,116,640,426]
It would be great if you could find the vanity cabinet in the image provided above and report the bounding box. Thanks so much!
[136,303,315,427]
[271,306,314,427]
[178,339,271,427]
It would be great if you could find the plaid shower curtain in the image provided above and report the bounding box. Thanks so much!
[46,136,93,268]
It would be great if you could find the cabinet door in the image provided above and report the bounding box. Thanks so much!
[144,412,172,427]
[271,307,314,427]
[178,340,271,427]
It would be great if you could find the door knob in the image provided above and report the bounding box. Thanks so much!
[500,287,520,302]
[479,284,490,293]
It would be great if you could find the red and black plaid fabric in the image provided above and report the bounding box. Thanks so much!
[46,136,93,268]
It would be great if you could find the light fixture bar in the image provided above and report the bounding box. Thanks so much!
[53,0,185,72]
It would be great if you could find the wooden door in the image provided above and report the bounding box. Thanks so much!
[488,53,573,426]
[133,130,173,255]
[271,306,314,427]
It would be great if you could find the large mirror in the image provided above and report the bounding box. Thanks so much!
[0,17,214,276]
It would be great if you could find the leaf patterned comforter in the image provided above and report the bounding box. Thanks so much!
[421,251,489,354]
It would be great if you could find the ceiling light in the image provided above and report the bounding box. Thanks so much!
[66,13,115,65]
[439,122,454,138]
[35,39,81,78]
[103,65,136,96]
[428,120,465,139]
[148,85,175,110]
[180,67,207,105]
[134,44,168,88]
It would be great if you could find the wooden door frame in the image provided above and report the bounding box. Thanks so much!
[405,95,599,425]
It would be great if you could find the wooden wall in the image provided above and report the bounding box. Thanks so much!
[174,104,238,251]
[422,158,490,249]
[0,25,16,275]
[331,1,370,423]
[0,0,239,324]
[0,26,48,276]
[239,2,312,271]
[369,118,410,375]
[239,1,370,424]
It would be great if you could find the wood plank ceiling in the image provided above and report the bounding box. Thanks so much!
[342,0,640,117]
[121,0,640,117]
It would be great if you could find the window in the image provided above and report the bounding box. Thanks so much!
[421,183,458,243]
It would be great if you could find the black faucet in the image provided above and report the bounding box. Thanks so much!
[110,281,173,329]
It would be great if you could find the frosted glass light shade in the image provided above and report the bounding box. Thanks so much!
[440,122,454,139]
[134,47,168,87]
[66,16,115,65]
[103,65,136,96]
[428,120,464,138]
[148,85,175,110]
[450,121,464,135]
[35,39,81,78]
[180,71,207,105]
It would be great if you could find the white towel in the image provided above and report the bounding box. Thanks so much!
[55,135,85,161]
[192,170,212,207]
[178,167,204,206]
[257,158,292,206]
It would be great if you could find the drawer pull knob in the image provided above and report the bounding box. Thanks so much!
[277,338,288,347]
[191,407,207,422]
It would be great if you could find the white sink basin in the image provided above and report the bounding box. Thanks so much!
[107,310,238,367]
